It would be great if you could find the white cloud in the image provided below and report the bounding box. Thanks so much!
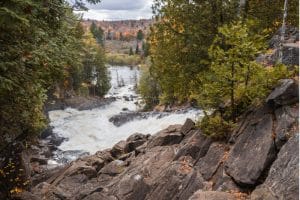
[74,0,153,20]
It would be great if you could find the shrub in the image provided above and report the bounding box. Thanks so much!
[198,113,235,140]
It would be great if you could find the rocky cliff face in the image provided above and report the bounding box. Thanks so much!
[13,79,299,200]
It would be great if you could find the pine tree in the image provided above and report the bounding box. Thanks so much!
[149,0,238,103]
[137,29,144,41]
[90,22,104,46]
[204,20,267,120]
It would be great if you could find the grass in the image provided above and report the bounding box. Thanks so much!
[106,53,142,66]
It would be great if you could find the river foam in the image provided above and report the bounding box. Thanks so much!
[49,66,203,154]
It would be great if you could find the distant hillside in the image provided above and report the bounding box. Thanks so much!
[82,19,153,41]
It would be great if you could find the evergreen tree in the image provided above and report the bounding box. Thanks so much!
[150,0,238,103]
[137,29,144,41]
[82,33,110,97]
[142,41,150,57]
[90,22,104,45]
[204,20,267,120]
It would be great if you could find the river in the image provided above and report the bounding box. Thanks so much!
[48,66,203,158]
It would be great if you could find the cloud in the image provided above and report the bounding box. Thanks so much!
[86,0,147,10]
[74,0,153,20]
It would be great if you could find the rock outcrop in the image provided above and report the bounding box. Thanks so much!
[15,79,299,200]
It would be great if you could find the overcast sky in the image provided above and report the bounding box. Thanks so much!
[73,0,154,21]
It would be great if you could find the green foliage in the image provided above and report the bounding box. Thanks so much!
[0,0,79,139]
[138,64,160,110]
[148,0,299,108]
[196,20,296,121]
[136,29,144,41]
[0,0,110,147]
[198,113,235,140]
[149,0,238,103]
[90,22,104,46]
[142,41,150,57]
[244,0,299,35]
[82,32,110,96]
[203,20,267,120]
[106,53,142,66]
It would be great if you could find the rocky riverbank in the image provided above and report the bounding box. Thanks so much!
[44,96,117,112]
[11,78,298,200]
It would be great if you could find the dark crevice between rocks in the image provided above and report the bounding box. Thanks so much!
[271,109,280,152]
[224,170,255,193]
[192,142,212,167]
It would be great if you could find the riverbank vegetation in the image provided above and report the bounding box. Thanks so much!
[106,53,142,66]
[139,0,299,138]
[0,0,110,142]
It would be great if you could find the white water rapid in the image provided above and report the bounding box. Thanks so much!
[49,66,203,155]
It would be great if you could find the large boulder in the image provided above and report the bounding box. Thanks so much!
[180,118,195,135]
[124,133,149,153]
[113,174,150,200]
[274,104,299,148]
[98,160,126,176]
[147,125,183,148]
[266,79,298,107]
[196,143,227,180]
[111,140,126,158]
[282,44,299,66]
[225,109,277,186]
[251,134,299,200]
[174,130,212,161]
[210,165,240,192]
[145,157,205,200]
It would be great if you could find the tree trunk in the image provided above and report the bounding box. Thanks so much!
[231,64,236,122]
[279,0,288,63]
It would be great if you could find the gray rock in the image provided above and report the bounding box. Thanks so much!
[95,149,114,162]
[211,165,240,192]
[82,155,105,172]
[111,140,126,158]
[115,174,150,200]
[124,133,148,153]
[99,160,125,176]
[274,105,299,148]
[174,130,212,161]
[282,44,299,66]
[147,125,183,148]
[109,112,148,127]
[196,143,227,180]
[145,157,204,200]
[251,134,299,200]
[189,191,236,200]
[225,113,277,186]
[266,79,298,107]
[180,118,195,135]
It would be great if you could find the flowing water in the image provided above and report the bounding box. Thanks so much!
[49,66,203,156]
